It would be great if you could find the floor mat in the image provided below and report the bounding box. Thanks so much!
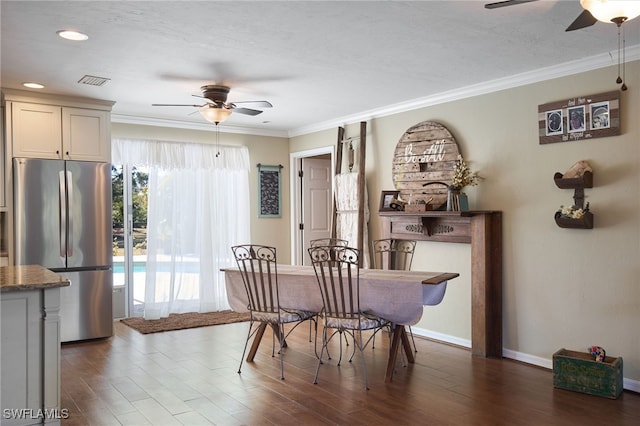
[120,310,250,334]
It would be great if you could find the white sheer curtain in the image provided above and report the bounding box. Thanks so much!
[112,139,250,319]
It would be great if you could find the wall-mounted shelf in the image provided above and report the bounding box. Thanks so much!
[553,170,593,229]
[553,170,593,190]
[554,211,594,229]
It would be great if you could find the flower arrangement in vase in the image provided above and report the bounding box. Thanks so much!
[447,155,481,211]
[556,202,590,220]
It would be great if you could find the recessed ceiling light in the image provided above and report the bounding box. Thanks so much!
[56,30,88,41]
[23,82,45,89]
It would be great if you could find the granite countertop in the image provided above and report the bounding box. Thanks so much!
[0,265,71,292]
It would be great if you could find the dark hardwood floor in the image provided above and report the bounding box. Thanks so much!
[61,320,640,425]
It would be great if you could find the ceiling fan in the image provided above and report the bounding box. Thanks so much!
[485,0,640,32]
[152,84,272,124]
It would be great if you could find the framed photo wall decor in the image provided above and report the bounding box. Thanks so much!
[379,190,400,212]
[257,164,283,218]
[538,91,620,145]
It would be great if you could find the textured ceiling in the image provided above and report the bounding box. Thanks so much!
[1,1,639,137]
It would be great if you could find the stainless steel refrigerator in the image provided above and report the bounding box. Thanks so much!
[13,157,113,342]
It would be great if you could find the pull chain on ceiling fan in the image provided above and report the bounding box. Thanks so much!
[616,21,626,90]
[215,122,222,158]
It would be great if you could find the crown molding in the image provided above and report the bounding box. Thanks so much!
[110,114,289,138]
[111,46,639,140]
[2,88,115,110]
[287,45,640,138]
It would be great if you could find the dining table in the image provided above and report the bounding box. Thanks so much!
[222,264,459,382]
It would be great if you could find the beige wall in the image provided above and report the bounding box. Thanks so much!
[290,61,640,384]
[111,124,292,260]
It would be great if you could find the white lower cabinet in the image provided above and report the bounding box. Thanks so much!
[1,288,63,425]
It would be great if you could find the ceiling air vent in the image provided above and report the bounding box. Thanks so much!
[78,75,110,86]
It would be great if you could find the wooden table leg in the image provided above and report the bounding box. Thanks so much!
[385,325,415,383]
[385,326,402,382]
[400,326,415,364]
[247,323,267,362]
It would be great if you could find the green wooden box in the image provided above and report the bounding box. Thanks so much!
[553,348,623,399]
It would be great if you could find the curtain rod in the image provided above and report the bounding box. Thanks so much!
[256,163,283,169]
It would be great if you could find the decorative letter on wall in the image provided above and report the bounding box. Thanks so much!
[257,164,282,218]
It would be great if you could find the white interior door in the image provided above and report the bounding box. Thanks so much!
[290,147,334,265]
[301,157,332,265]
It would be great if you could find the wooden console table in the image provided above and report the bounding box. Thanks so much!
[379,210,502,358]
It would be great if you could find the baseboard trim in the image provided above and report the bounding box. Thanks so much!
[412,327,471,350]
[412,327,640,393]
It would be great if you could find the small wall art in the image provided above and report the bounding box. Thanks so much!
[538,91,620,145]
[257,163,283,218]
[379,190,401,212]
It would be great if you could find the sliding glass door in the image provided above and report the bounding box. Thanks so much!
[112,138,250,319]
[112,164,149,318]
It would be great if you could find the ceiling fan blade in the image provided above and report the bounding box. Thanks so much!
[231,107,263,116]
[230,100,273,108]
[566,9,597,32]
[152,103,204,107]
[484,0,537,9]
[192,94,225,106]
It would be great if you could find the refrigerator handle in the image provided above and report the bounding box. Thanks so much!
[59,171,66,257]
[66,170,74,257]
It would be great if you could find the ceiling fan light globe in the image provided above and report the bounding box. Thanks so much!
[199,105,232,124]
[580,0,640,24]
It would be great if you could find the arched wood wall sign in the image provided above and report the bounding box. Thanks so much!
[392,121,461,210]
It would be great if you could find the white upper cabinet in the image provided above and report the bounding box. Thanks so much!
[10,102,62,160]
[3,89,114,163]
[62,107,110,162]
[11,102,110,162]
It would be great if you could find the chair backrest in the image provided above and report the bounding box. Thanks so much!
[308,245,360,320]
[309,238,349,247]
[372,239,416,271]
[231,244,279,314]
